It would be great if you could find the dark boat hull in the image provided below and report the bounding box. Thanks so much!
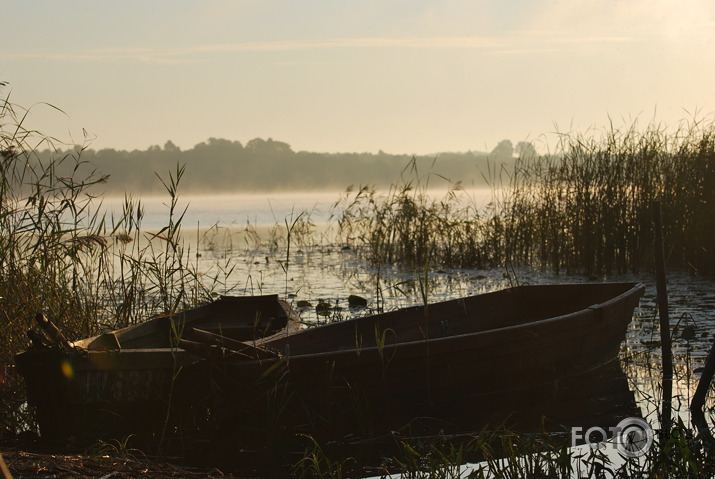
[204,283,645,440]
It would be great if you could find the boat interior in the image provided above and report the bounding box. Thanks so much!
[75,295,291,351]
[258,282,641,355]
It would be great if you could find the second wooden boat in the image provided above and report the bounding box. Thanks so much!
[15,294,299,442]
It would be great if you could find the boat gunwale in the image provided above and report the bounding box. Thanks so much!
[249,282,645,365]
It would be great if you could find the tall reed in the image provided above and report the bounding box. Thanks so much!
[334,159,503,270]
[335,118,715,276]
[502,118,715,275]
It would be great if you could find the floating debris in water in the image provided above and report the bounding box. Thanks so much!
[348,295,368,307]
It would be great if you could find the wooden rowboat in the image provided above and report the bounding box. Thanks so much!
[184,282,645,442]
[15,294,299,442]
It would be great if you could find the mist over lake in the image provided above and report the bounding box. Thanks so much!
[103,191,339,230]
[102,187,495,231]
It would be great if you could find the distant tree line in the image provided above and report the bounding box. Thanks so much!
[41,137,526,195]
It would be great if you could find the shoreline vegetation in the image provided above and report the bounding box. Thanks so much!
[3,87,715,477]
[38,138,521,195]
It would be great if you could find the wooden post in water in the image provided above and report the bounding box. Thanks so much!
[652,201,673,441]
[0,452,12,479]
[690,327,715,443]
[691,339,715,442]
[692,341,715,412]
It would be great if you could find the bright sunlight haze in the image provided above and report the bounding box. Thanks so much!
[2,0,714,155]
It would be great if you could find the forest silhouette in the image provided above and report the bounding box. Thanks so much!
[44,137,524,194]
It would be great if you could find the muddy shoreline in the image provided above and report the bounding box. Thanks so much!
[0,448,248,479]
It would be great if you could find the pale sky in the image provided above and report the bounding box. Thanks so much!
[2,0,714,154]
